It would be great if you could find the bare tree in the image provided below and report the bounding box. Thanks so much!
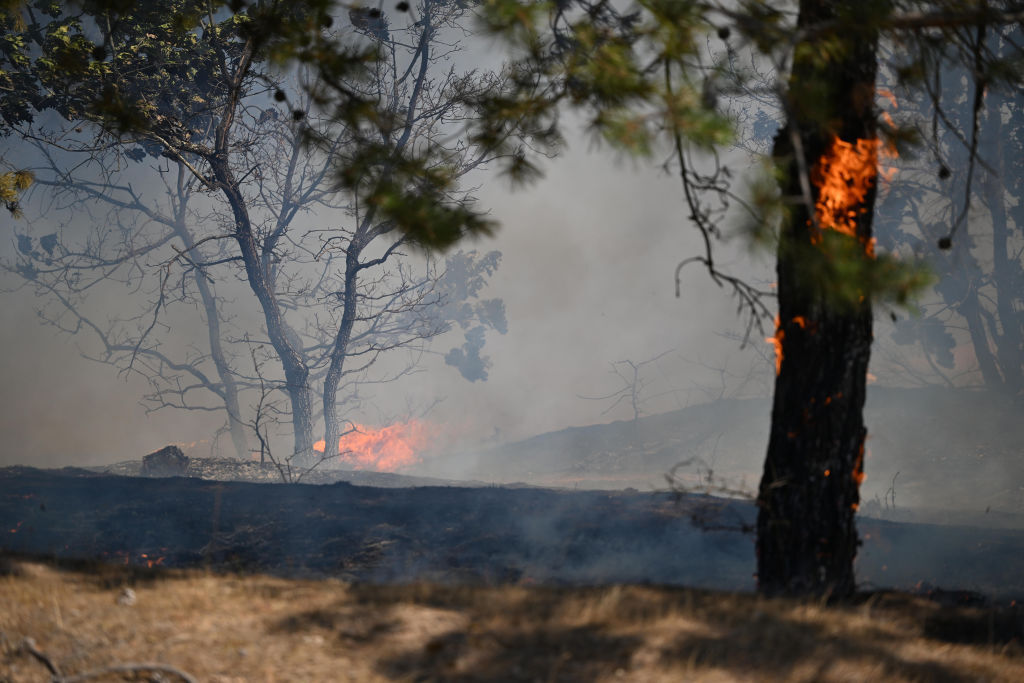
[578,351,673,423]
[10,155,253,458]
[6,0,509,463]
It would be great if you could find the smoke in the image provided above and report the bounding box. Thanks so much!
[6,128,1023,534]
[1,26,1022,545]
[1,123,763,465]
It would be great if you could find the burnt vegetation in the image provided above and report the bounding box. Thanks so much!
[2,0,1024,676]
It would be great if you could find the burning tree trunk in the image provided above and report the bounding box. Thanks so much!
[757,0,880,597]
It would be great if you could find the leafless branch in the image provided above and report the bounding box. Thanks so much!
[20,636,197,683]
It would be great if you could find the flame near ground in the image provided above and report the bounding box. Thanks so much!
[313,420,438,471]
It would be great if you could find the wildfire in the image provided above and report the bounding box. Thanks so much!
[101,549,168,568]
[767,316,784,375]
[766,315,807,375]
[811,135,897,248]
[139,553,165,569]
[314,419,436,471]
[853,440,867,486]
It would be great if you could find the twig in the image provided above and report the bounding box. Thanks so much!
[21,637,197,682]
[665,453,756,534]
[62,663,198,683]
[21,637,60,677]
[886,471,900,511]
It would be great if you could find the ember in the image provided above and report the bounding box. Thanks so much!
[139,553,165,568]
[314,420,436,471]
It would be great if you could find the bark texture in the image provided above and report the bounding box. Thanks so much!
[757,0,880,597]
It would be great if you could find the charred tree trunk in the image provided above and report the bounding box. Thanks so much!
[757,0,879,598]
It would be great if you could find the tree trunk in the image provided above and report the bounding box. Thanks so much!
[194,272,250,460]
[756,0,879,598]
[980,96,1024,393]
[958,286,1006,388]
[169,171,249,460]
[199,36,315,463]
[210,157,315,463]
[322,233,364,456]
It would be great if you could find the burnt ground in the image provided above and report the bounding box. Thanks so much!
[3,464,1024,603]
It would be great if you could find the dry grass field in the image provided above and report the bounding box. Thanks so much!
[2,556,1022,682]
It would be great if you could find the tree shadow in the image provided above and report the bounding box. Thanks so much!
[264,583,1021,681]
[381,623,643,682]
[657,612,980,682]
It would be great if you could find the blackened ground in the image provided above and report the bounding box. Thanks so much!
[2,466,1024,602]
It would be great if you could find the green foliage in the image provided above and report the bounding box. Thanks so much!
[0,6,40,130]
[739,161,786,247]
[20,0,242,137]
[473,0,733,179]
[5,0,494,245]
[784,231,933,311]
[0,168,32,216]
[6,0,1020,309]
[337,138,497,249]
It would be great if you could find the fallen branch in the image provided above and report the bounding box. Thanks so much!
[21,636,197,683]
[62,663,198,683]
[21,637,59,677]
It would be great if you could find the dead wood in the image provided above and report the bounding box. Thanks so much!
[21,636,197,683]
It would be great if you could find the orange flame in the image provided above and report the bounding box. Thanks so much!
[140,553,165,569]
[314,420,436,471]
[766,316,808,375]
[766,316,784,375]
[811,135,897,247]
[853,440,867,486]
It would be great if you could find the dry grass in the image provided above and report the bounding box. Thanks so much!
[1,556,1022,682]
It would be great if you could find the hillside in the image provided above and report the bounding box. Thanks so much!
[412,386,1024,528]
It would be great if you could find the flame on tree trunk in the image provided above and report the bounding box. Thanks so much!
[757,0,880,598]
